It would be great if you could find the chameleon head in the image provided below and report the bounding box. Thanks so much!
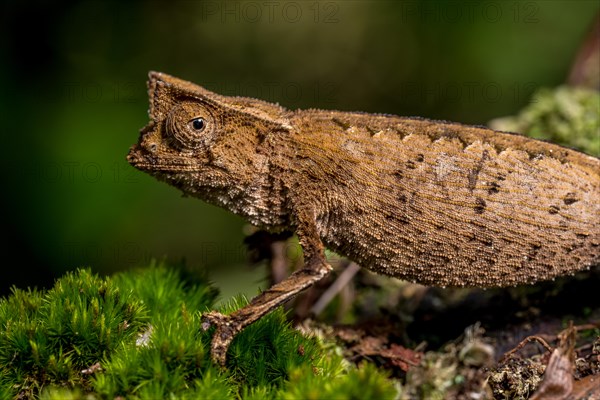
[127,71,292,199]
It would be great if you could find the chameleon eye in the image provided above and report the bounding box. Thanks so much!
[191,117,205,131]
[166,102,215,150]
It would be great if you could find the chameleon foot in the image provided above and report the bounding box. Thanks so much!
[201,311,239,367]
[201,247,332,367]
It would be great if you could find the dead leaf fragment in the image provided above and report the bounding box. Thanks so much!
[531,322,576,400]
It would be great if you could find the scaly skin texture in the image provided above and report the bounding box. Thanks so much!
[128,72,600,365]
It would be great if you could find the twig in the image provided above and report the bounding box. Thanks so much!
[270,240,289,284]
[500,335,554,362]
[573,322,600,332]
[311,261,361,316]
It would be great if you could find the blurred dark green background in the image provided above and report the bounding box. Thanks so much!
[1,1,598,298]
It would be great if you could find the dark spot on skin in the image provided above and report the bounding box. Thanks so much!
[431,128,469,149]
[576,233,589,239]
[492,144,504,156]
[416,153,424,162]
[366,126,377,136]
[332,118,351,131]
[548,205,560,214]
[399,194,407,203]
[306,172,320,183]
[487,181,500,194]
[529,243,542,257]
[398,215,410,224]
[393,170,403,180]
[406,160,416,169]
[427,128,460,141]
[440,128,458,139]
[482,238,493,247]
[439,255,452,264]
[544,263,555,271]
[497,173,506,181]
[410,191,419,206]
[467,150,489,192]
[474,197,486,214]
[393,128,408,140]
[456,137,469,149]
[563,192,579,205]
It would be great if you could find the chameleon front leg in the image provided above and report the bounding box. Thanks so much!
[201,210,332,366]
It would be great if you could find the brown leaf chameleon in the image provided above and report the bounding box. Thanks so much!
[127,72,600,366]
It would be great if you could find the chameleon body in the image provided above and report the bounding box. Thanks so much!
[128,72,600,365]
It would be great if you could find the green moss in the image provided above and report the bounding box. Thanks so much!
[0,264,396,399]
[280,361,397,400]
[0,269,148,398]
[489,86,600,157]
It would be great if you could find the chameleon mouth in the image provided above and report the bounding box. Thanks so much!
[126,145,155,171]
[127,146,204,173]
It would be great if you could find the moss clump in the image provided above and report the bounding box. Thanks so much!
[487,358,546,400]
[0,269,149,398]
[0,264,397,399]
[280,361,397,400]
[489,86,600,157]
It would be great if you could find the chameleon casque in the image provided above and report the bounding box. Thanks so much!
[127,72,600,365]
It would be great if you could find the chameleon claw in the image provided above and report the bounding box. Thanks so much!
[201,310,226,331]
